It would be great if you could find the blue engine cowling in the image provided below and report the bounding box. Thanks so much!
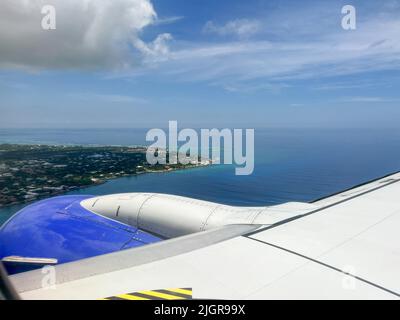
[0,195,161,274]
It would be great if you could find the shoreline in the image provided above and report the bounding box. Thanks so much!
[0,160,211,210]
[0,143,211,209]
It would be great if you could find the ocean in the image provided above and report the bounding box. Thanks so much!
[1,127,400,225]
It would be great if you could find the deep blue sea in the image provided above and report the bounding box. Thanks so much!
[1,128,400,225]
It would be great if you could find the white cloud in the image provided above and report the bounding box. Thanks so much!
[203,19,262,38]
[2,1,400,93]
[154,16,184,25]
[344,97,398,103]
[69,92,148,104]
[144,13,400,90]
[0,0,171,71]
[133,33,173,62]
[221,81,290,93]
[313,80,390,91]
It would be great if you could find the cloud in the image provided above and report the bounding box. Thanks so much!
[343,97,398,103]
[2,0,400,94]
[220,81,290,93]
[203,19,262,38]
[133,33,173,62]
[0,0,171,71]
[154,16,184,25]
[145,11,400,90]
[313,80,391,91]
[69,92,148,104]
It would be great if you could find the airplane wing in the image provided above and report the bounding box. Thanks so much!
[9,172,400,300]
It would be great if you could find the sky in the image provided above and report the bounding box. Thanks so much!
[0,0,400,129]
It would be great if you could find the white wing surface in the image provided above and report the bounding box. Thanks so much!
[10,172,400,300]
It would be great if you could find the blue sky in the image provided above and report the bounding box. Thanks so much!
[0,0,400,129]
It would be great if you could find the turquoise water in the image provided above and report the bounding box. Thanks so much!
[1,128,400,225]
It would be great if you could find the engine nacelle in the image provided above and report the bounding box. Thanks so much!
[81,193,264,238]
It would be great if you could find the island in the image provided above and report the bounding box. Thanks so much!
[0,144,210,207]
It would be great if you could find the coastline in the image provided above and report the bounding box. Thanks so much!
[0,161,213,226]
[0,143,211,209]
[0,160,211,209]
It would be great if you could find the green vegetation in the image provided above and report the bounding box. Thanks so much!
[0,144,207,207]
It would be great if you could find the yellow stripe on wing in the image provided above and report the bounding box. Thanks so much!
[102,287,193,300]
[166,288,192,296]
[138,290,185,300]
[116,294,150,300]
